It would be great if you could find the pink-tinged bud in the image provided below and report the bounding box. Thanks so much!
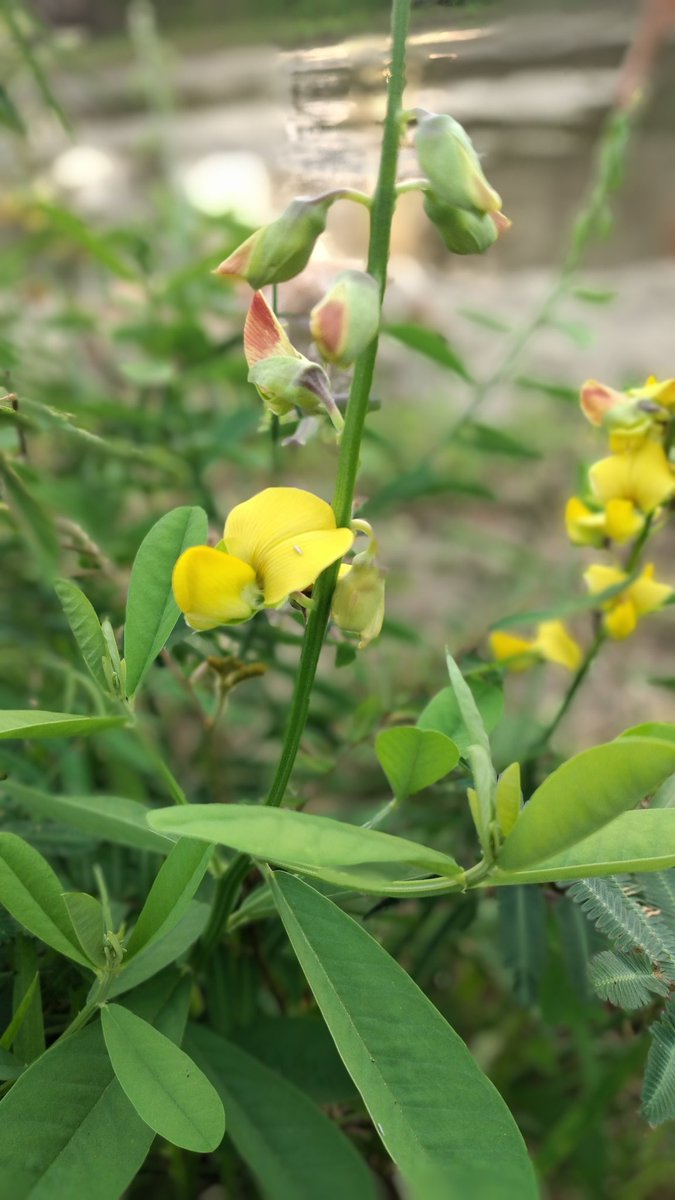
[331,561,385,648]
[215,196,333,289]
[580,379,626,426]
[415,113,501,214]
[244,291,299,367]
[310,270,380,367]
[423,192,510,255]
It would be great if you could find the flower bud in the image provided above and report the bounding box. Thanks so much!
[248,356,335,419]
[215,195,333,289]
[415,112,501,214]
[310,270,380,367]
[331,561,385,648]
[423,192,509,255]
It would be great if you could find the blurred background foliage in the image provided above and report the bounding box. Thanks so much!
[1,1,675,1196]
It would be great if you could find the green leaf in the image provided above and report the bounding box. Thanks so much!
[63,893,106,967]
[147,805,462,896]
[2,782,174,854]
[619,722,675,744]
[375,727,459,802]
[498,885,547,1006]
[101,1004,225,1152]
[444,653,492,757]
[125,839,213,958]
[360,466,492,518]
[108,902,209,998]
[271,872,537,1200]
[233,1015,356,1105]
[497,739,675,871]
[490,810,675,884]
[188,1027,376,1200]
[124,506,208,697]
[0,974,39,1052]
[383,323,472,381]
[0,832,90,966]
[454,422,540,460]
[0,458,59,575]
[642,1002,675,1126]
[495,762,522,838]
[417,674,503,755]
[0,711,126,740]
[11,938,44,1062]
[0,1046,23,1082]
[567,876,675,977]
[54,579,109,691]
[39,203,137,279]
[589,950,669,1010]
[0,980,189,1199]
[515,376,578,404]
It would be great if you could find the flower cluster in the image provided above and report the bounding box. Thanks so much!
[491,374,673,672]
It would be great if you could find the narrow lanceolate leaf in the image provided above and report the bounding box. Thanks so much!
[588,950,669,1010]
[62,893,106,968]
[147,805,462,896]
[0,711,126,740]
[0,981,189,1199]
[641,1002,675,1126]
[444,653,493,757]
[101,1004,225,1152]
[490,810,675,885]
[383,323,472,381]
[498,886,547,1007]
[2,782,174,854]
[0,833,90,967]
[497,739,675,871]
[188,1027,377,1200]
[271,872,538,1200]
[375,727,459,802]
[417,675,503,755]
[125,839,213,958]
[124,506,208,697]
[0,974,40,1052]
[54,579,109,691]
[108,902,209,998]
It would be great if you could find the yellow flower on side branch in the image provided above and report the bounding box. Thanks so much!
[172,488,354,631]
[565,496,644,546]
[584,562,673,639]
[490,620,582,673]
[589,439,674,515]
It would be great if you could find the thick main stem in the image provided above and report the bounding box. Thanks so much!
[264,0,410,810]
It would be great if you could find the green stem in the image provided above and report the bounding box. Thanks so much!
[264,0,410,811]
[538,628,607,750]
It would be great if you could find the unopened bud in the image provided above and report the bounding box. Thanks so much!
[310,270,380,367]
[423,192,509,255]
[331,561,385,648]
[215,196,333,289]
[248,356,335,419]
[415,112,501,214]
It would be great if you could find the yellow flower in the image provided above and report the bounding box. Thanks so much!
[490,620,582,672]
[172,488,354,631]
[628,374,675,409]
[565,496,644,546]
[584,562,672,639]
[589,439,674,515]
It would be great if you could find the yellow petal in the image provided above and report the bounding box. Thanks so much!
[172,546,261,630]
[261,528,354,605]
[489,631,537,671]
[626,563,673,616]
[589,440,675,514]
[628,375,675,409]
[534,621,582,671]
[603,498,644,544]
[224,487,342,570]
[583,563,626,598]
[565,496,605,546]
[604,599,638,640]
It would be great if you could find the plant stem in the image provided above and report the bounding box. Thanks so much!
[264,0,410,810]
[537,628,607,750]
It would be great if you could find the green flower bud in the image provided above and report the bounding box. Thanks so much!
[423,192,509,255]
[310,270,380,367]
[415,112,501,214]
[248,355,336,420]
[331,561,385,648]
[215,196,333,289]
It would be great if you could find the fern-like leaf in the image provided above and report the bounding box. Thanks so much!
[589,949,669,1010]
[568,877,675,980]
[641,1001,675,1126]
[637,870,675,926]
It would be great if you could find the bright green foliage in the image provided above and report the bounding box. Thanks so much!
[124,505,208,697]
[125,838,213,957]
[0,833,91,967]
[0,711,126,739]
[62,892,107,967]
[148,803,462,894]
[2,782,175,854]
[271,871,538,1200]
[416,673,503,754]
[374,725,459,800]
[54,579,110,692]
[101,1004,225,1152]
